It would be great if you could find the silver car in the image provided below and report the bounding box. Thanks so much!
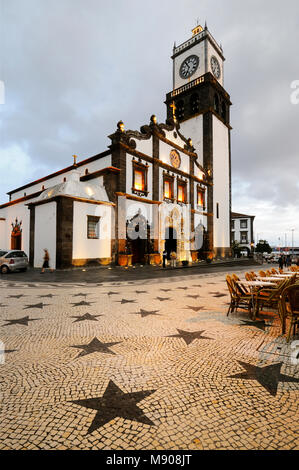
[0,250,29,274]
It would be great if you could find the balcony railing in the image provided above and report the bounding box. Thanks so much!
[169,75,205,99]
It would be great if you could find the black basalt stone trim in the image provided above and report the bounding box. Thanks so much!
[203,112,214,252]
[228,128,232,248]
[29,206,35,267]
[56,197,74,269]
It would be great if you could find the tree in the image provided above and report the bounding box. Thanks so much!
[255,240,272,254]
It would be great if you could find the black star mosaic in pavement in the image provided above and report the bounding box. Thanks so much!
[160,289,172,292]
[70,300,95,307]
[3,316,40,327]
[39,294,56,298]
[135,290,147,294]
[72,293,91,298]
[192,285,202,288]
[132,309,160,318]
[184,306,206,312]
[156,297,171,302]
[0,303,8,308]
[71,313,103,323]
[176,287,189,290]
[71,337,122,358]
[23,303,50,310]
[229,361,299,396]
[166,329,213,345]
[103,291,119,296]
[8,294,27,299]
[239,320,271,332]
[185,295,200,299]
[209,292,227,298]
[71,380,156,434]
[115,299,136,304]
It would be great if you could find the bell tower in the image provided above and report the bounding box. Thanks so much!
[165,22,232,258]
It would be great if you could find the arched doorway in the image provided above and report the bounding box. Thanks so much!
[126,212,150,264]
[165,226,177,259]
[11,218,22,250]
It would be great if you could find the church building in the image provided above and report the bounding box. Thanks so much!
[0,23,232,269]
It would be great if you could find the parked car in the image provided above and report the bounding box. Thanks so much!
[267,254,280,263]
[0,250,29,274]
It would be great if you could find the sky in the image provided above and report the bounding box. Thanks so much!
[0,0,298,248]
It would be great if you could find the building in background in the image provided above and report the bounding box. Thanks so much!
[231,212,255,256]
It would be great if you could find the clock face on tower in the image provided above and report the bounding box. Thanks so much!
[170,149,181,169]
[210,56,221,79]
[179,55,199,79]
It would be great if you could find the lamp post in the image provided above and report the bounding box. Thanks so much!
[290,229,295,255]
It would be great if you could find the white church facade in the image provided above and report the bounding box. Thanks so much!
[0,24,232,269]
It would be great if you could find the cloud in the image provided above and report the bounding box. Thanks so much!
[0,0,298,246]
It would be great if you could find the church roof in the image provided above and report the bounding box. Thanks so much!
[231,212,255,219]
[36,169,109,203]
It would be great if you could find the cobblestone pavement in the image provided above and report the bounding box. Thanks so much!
[0,268,298,450]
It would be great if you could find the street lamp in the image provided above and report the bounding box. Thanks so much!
[290,229,295,255]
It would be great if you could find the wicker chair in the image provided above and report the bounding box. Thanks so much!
[259,270,266,277]
[232,274,250,295]
[279,268,284,274]
[226,275,252,316]
[271,268,278,274]
[254,276,297,318]
[279,283,299,342]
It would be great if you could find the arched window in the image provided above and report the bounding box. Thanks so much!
[176,100,184,120]
[221,102,226,120]
[190,94,199,114]
[214,94,220,114]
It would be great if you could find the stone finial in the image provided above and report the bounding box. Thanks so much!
[205,21,207,30]
[117,121,125,132]
[187,138,193,147]
[150,114,157,125]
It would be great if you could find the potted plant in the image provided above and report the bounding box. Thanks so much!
[118,241,132,266]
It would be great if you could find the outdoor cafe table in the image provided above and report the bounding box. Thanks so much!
[272,273,294,277]
[256,276,285,282]
[237,280,276,320]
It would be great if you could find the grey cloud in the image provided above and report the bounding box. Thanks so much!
[0,0,298,244]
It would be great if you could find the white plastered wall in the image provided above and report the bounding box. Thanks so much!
[132,138,152,156]
[207,41,224,87]
[159,141,190,174]
[34,202,57,268]
[72,201,112,260]
[0,203,31,254]
[212,115,230,249]
[0,217,6,248]
[179,114,203,165]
